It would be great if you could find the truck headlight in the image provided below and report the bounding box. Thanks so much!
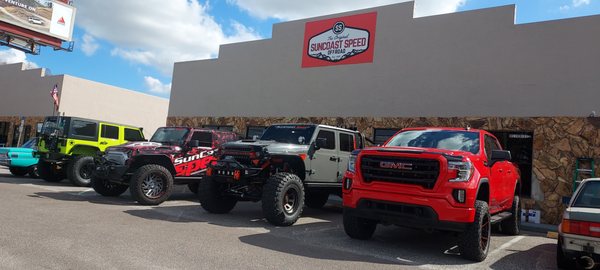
[448,161,473,182]
[348,155,357,173]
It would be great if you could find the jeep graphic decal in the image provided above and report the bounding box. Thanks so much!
[302,12,377,68]
[174,148,217,177]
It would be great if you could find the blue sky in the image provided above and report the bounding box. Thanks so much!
[1,0,598,99]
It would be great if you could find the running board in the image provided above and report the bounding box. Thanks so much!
[490,211,513,224]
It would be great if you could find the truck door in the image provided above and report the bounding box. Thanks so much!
[485,134,508,212]
[310,128,339,182]
[177,131,214,177]
[99,124,120,151]
[337,132,356,182]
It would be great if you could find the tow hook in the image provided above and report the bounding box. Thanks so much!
[579,256,595,270]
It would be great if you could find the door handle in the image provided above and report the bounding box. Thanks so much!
[330,156,339,162]
[100,142,108,145]
[498,169,503,173]
[507,170,512,174]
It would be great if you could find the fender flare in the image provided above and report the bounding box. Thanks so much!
[475,178,490,204]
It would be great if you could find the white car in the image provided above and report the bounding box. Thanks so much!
[28,17,43,25]
[557,178,600,269]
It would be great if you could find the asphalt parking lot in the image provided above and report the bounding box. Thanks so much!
[0,168,558,270]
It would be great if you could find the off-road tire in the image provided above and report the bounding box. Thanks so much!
[91,176,128,197]
[343,210,377,240]
[28,165,39,178]
[187,183,199,194]
[9,167,28,177]
[305,191,329,209]
[556,237,575,269]
[262,172,305,226]
[130,165,174,205]
[67,156,95,187]
[500,195,520,235]
[37,160,64,182]
[460,200,491,262]
[198,177,237,214]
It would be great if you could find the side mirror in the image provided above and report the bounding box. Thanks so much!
[189,140,200,148]
[490,150,511,166]
[315,138,327,150]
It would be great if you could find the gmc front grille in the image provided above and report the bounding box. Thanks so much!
[360,156,440,189]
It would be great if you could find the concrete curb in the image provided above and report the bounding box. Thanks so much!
[520,222,558,234]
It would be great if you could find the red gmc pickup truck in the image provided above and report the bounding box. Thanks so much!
[342,127,521,262]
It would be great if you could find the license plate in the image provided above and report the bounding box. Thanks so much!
[0,153,7,158]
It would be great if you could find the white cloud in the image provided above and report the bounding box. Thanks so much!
[0,49,39,69]
[573,0,591,7]
[559,5,571,11]
[144,76,172,95]
[226,0,466,21]
[75,0,261,75]
[81,34,99,56]
[414,0,467,17]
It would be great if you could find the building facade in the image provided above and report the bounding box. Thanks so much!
[0,63,169,144]
[168,2,600,224]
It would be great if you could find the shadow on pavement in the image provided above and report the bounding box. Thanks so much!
[489,243,556,269]
[123,200,486,267]
[0,174,75,188]
[33,191,138,206]
[8,172,550,269]
[32,185,198,206]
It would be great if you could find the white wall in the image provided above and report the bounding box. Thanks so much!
[0,63,62,116]
[60,75,168,138]
[0,63,169,138]
[170,3,600,118]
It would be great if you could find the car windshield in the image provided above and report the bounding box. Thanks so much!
[573,181,600,209]
[41,117,68,136]
[150,128,190,145]
[260,125,316,145]
[386,130,480,154]
[21,138,37,149]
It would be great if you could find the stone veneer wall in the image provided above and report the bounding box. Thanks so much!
[168,116,600,224]
[0,116,45,147]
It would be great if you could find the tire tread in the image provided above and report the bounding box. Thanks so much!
[261,172,304,226]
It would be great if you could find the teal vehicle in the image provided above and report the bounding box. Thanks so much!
[0,138,39,178]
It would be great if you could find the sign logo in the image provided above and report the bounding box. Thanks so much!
[307,21,370,63]
[57,16,65,25]
[379,161,413,171]
[302,12,377,68]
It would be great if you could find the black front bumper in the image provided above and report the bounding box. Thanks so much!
[93,161,130,183]
[210,159,264,183]
[344,199,468,232]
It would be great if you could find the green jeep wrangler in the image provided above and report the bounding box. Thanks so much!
[36,116,145,186]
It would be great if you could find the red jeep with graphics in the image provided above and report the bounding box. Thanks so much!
[92,127,238,205]
[342,127,521,262]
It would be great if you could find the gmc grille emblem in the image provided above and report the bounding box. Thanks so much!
[379,161,413,170]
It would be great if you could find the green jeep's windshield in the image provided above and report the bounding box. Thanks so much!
[260,125,316,145]
[41,117,68,136]
[150,128,190,145]
[21,138,38,149]
[386,130,480,154]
